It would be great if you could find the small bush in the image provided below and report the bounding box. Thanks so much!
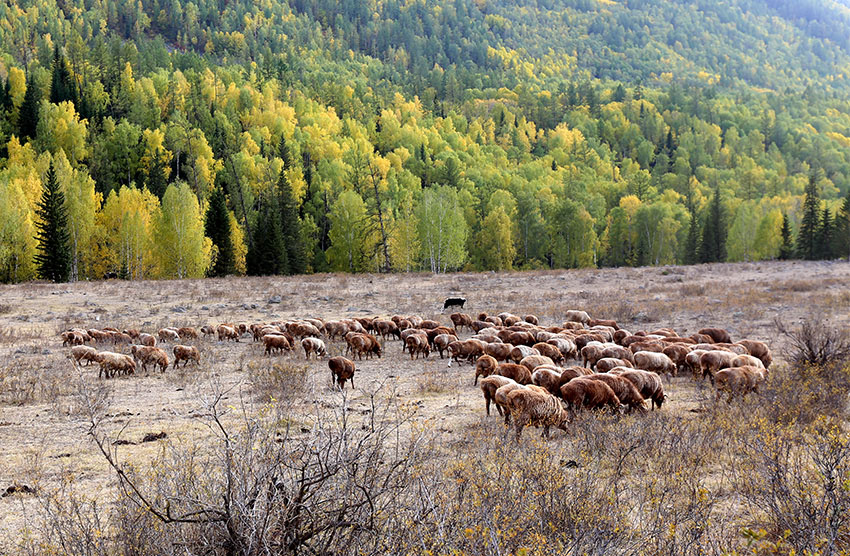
[246,358,309,402]
[775,317,850,368]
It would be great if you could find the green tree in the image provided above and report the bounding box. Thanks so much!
[835,191,850,260]
[49,45,77,107]
[796,172,821,260]
[246,195,288,276]
[278,139,307,274]
[699,188,726,263]
[34,162,71,282]
[0,178,36,282]
[683,211,701,265]
[146,150,169,200]
[416,185,468,273]
[779,213,794,260]
[205,185,235,277]
[478,206,515,270]
[815,207,834,260]
[155,182,211,278]
[55,150,101,281]
[18,73,40,141]
[327,190,367,272]
[726,202,759,262]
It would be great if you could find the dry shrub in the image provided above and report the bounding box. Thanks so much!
[416,367,452,394]
[0,355,75,405]
[245,358,309,402]
[775,317,850,368]
[679,282,706,296]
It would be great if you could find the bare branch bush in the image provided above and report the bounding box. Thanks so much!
[775,317,850,368]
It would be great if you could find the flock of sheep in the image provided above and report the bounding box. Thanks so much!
[59,308,772,441]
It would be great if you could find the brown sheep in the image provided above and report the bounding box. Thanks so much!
[596,357,633,373]
[450,312,474,332]
[560,378,621,414]
[574,333,606,350]
[61,331,85,346]
[586,374,646,413]
[510,345,539,364]
[200,325,216,338]
[520,354,555,373]
[434,334,458,358]
[177,327,198,340]
[70,345,99,366]
[559,366,594,386]
[484,342,514,362]
[496,363,533,385]
[405,333,430,360]
[699,350,738,384]
[600,345,635,364]
[588,318,619,330]
[508,388,569,441]
[480,376,517,416]
[735,339,773,368]
[471,320,492,333]
[715,366,768,403]
[618,370,665,410]
[328,356,356,390]
[507,331,536,347]
[348,333,382,360]
[419,319,440,330]
[685,349,709,378]
[662,344,690,376]
[698,327,732,344]
[524,315,539,325]
[494,382,525,424]
[172,345,200,368]
[132,345,169,373]
[532,342,564,364]
[531,367,564,397]
[633,351,677,378]
[263,334,291,356]
[374,319,400,341]
[301,337,326,360]
[158,328,180,343]
[690,333,714,344]
[447,340,485,365]
[97,351,137,379]
[139,333,157,347]
[731,354,764,369]
[580,343,605,368]
[217,325,239,342]
[484,316,503,327]
[122,329,140,340]
[546,337,578,361]
[86,329,111,344]
[288,322,322,339]
[628,341,665,354]
[474,354,499,385]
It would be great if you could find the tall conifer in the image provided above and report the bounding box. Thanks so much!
[34,163,71,282]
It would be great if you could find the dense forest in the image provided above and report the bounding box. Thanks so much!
[1,0,850,282]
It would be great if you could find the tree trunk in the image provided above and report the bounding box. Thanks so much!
[368,162,391,273]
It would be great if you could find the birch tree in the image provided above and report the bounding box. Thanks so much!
[416,185,468,273]
[156,182,211,278]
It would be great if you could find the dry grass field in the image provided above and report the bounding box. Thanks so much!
[2,260,850,555]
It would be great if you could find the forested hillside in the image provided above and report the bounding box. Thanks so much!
[1,0,850,282]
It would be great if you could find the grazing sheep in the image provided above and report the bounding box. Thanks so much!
[633,351,677,378]
[662,344,690,376]
[158,328,180,343]
[484,316,503,327]
[132,346,169,373]
[405,333,430,360]
[589,318,619,330]
[618,370,666,410]
[731,354,764,369]
[715,366,768,403]
[484,342,514,362]
[348,333,382,360]
[374,319,401,341]
[70,345,99,366]
[735,339,773,368]
[97,351,136,379]
[580,344,604,368]
[494,382,525,424]
[596,358,633,373]
[510,345,539,363]
[559,365,594,386]
[698,327,732,344]
[600,345,635,365]
[507,331,536,347]
[564,310,591,324]
[508,388,569,441]
[450,312,474,332]
[434,334,458,359]
[520,355,555,373]
[586,374,646,413]
[61,331,85,346]
[172,345,200,368]
[443,297,466,311]
[122,329,140,340]
[263,334,291,356]
[177,327,198,340]
[86,329,111,344]
[496,362,533,385]
[200,325,216,339]
[480,376,517,416]
[699,350,738,384]
[524,315,539,325]
[628,341,665,354]
[532,367,564,397]
[328,356,356,390]
[546,337,578,362]
[139,333,157,347]
[532,342,564,364]
[301,337,326,360]
[685,349,709,378]
[474,354,499,385]
[288,322,322,339]
[690,333,714,344]
[560,378,621,414]
[447,340,485,365]
[217,325,239,342]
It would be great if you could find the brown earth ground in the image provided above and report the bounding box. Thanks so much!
[1,259,849,550]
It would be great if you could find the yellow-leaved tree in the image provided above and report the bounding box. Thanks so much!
[54,151,102,281]
[155,182,212,278]
[0,177,36,282]
[99,186,161,279]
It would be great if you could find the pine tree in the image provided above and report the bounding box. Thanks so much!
[699,188,726,263]
[779,213,794,260]
[146,151,169,200]
[835,191,850,261]
[796,171,822,260]
[50,45,77,107]
[816,206,833,260]
[205,185,235,276]
[246,195,288,276]
[683,211,701,265]
[34,163,71,282]
[278,137,306,274]
[18,73,41,141]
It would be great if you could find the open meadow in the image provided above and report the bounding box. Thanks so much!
[2,260,850,555]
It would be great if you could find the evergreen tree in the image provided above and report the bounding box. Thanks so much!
[779,213,794,260]
[18,73,41,141]
[815,206,834,260]
[278,137,306,274]
[796,171,822,260]
[246,195,288,276]
[49,45,77,106]
[835,190,850,260]
[34,163,71,282]
[0,77,11,113]
[205,185,235,276]
[146,151,169,200]
[683,211,701,265]
[699,188,726,263]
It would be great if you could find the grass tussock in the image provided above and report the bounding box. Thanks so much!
[245,358,309,402]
